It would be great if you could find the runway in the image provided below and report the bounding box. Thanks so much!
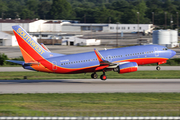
[0,79,180,93]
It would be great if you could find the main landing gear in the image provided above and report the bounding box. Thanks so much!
[91,73,98,79]
[100,72,107,81]
[91,71,107,81]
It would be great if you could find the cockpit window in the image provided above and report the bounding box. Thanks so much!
[163,48,168,50]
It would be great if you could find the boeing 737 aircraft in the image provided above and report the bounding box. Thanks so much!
[7,25,176,80]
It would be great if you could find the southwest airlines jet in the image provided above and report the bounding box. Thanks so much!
[7,25,176,80]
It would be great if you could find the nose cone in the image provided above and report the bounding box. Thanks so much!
[171,50,176,58]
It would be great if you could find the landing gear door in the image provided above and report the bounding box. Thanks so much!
[52,61,57,71]
[154,47,159,57]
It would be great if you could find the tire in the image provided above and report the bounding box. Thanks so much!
[100,75,107,80]
[156,66,161,71]
[91,73,98,79]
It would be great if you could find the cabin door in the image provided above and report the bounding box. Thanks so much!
[154,47,159,57]
[52,61,57,71]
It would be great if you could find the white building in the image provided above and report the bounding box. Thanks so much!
[61,35,101,46]
[0,19,46,32]
[0,19,154,33]
[0,31,17,46]
[0,31,37,46]
[0,19,154,46]
[109,24,154,33]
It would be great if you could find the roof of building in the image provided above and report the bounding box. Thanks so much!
[0,19,38,23]
[3,31,14,35]
[44,20,62,24]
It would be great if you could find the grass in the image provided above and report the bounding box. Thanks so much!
[0,70,180,80]
[0,71,179,117]
[0,93,180,117]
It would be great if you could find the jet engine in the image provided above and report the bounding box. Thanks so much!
[114,62,138,74]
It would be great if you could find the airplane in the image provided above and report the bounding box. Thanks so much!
[7,25,176,80]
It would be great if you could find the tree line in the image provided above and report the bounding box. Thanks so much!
[1,0,180,26]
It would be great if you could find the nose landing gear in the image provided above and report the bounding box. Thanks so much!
[156,66,161,70]
[156,63,161,71]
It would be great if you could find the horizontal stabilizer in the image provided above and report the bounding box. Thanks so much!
[6,60,40,66]
[6,60,24,65]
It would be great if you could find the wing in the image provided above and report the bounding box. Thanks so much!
[94,49,117,66]
[94,49,138,73]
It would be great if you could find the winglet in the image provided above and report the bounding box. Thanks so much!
[41,43,51,52]
[94,49,105,62]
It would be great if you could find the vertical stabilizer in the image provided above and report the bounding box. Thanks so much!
[12,25,50,62]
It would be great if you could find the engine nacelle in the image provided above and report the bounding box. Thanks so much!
[118,62,138,74]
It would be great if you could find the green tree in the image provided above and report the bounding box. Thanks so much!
[4,0,22,19]
[20,8,34,19]
[74,7,97,23]
[163,0,178,13]
[133,0,150,24]
[50,0,74,19]
[38,1,52,19]
[26,0,39,18]
[0,53,8,65]
[94,8,122,23]
[0,0,8,19]
[121,9,137,24]
[110,0,130,12]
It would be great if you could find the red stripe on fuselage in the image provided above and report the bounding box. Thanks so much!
[116,58,168,65]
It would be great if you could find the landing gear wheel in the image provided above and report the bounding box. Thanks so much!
[100,75,107,81]
[91,73,98,79]
[156,66,161,71]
